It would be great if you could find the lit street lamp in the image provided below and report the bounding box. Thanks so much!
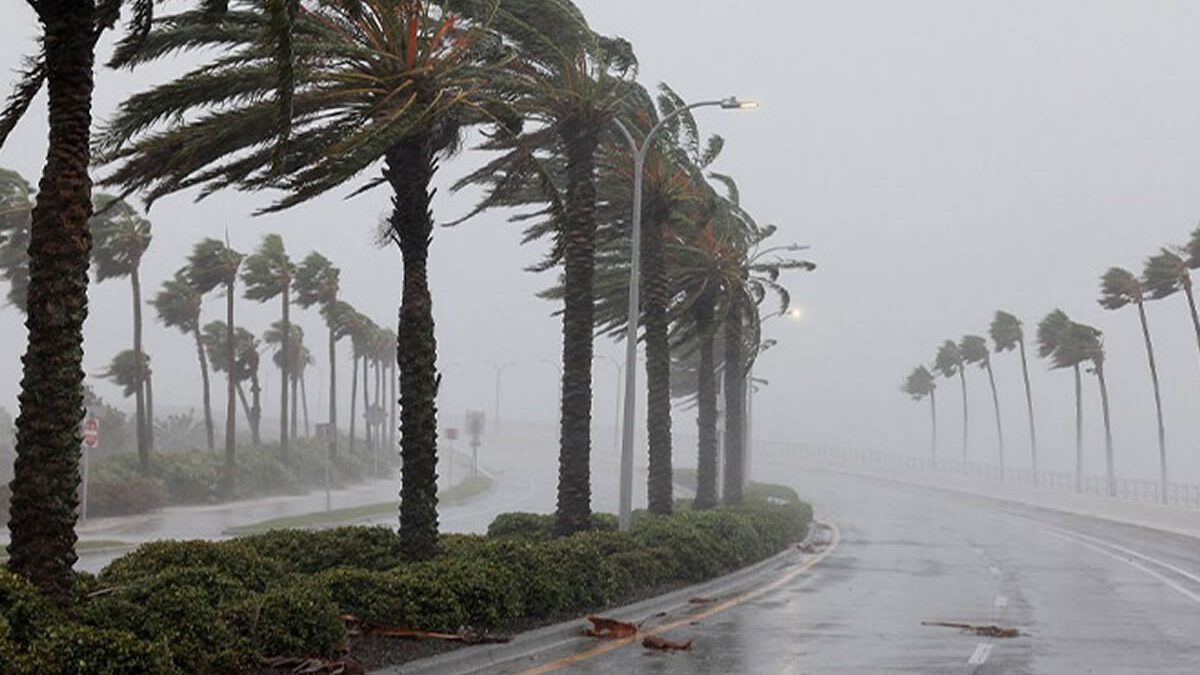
[613,96,757,532]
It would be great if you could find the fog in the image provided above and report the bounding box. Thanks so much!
[4,0,1200,486]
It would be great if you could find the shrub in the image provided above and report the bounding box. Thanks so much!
[86,475,166,517]
[99,539,286,591]
[241,526,402,574]
[0,569,59,646]
[249,579,346,659]
[486,512,618,541]
[408,557,523,629]
[22,624,173,675]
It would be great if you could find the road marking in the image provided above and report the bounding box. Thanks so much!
[1039,524,1200,588]
[519,521,842,675]
[968,642,993,665]
[993,595,1008,608]
[1041,529,1200,605]
[988,566,1001,578]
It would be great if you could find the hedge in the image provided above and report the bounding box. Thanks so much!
[1,487,810,673]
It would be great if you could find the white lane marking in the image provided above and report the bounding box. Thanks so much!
[994,595,1008,608]
[1038,523,1200,587]
[968,642,993,666]
[1043,530,1200,605]
[988,566,1002,578]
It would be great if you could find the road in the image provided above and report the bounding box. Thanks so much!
[495,458,1200,674]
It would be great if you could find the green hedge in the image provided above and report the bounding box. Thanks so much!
[2,487,810,673]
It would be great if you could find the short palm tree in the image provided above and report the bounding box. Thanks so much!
[990,311,1038,480]
[266,322,307,442]
[90,195,154,472]
[0,168,32,312]
[242,234,295,463]
[961,334,1004,477]
[933,340,968,461]
[99,349,152,414]
[295,252,341,457]
[202,321,263,446]
[151,269,214,450]
[1143,247,1200,370]
[1038,309,1089,492]
[902,366,938,465]
[187,239,244,496]
[1100,267,1166,500]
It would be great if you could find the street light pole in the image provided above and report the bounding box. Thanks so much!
[612,96,757,532]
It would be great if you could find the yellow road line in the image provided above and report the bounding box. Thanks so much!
[520,521,842,675]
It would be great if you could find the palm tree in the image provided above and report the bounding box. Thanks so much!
[1100,267,1165,500]
[960,334,1004,477]
[202,321,262,445]
[0,168,32,313]
[1143,247,1200,371]
[90,195,154,472]
[933,340,968,462]
[242,234,295,463]
[266,322,308,442]
[99,351,152,430]
[151,270,214,450]
[187,239,244,496]
[100,0,515,562]
[990,311,1038,481]
[1037,309,1088,492]
[1074,322,1115,497]
[902,366,938,466]
[348,312,379,457]
[322,300,358,452]
[295,252,341,458]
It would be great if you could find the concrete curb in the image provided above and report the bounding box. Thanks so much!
[373,520,818,675]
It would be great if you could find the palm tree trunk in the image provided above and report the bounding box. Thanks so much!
[1017,338,1038,484]
[223,280,237,497]
[1135,301,1168,503]
[1094,363,1116,497]
[1184,277,1200,366]
[7,4,95,606]
[349,349,358,454]
[280,287,290,464]
[929,388,938,469]
[236,382,252,429]
[385,137,441,561]
[194,325,215,450]
[130,267,150,474]
[1073,363,1083,493]
[642,208,673,515]
[984,359,1004,480]
[301,372,310,438]
[958,369,969,462]
[290,372,299,442]
[554,123,598,537]
[722,303,746,506]
[144,367,156,454]
[249,369,262,446]
[362,355,371,451]
[328,322,337,459]
[694,294,718,510]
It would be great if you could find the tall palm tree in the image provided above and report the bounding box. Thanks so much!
[1037,309,1088,492]
[1100,267,1165,500]
[0,168,32,313]
[960,334,1004,477]
[90,195,154,472]
[187,239,244,496]
[933,340,968,461]
[101,0,515,562]
[322,300,358,452]
[151,270,214,450]
[1143,247,1200,371]
[1073,322,1115,497]
[990,311,1038,480]
[902,366,938,466]
[348,312,379,457]
[295,252,341,457]
[242,234,295,463]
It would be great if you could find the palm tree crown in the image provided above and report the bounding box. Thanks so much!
[989,311,1024,352]
[0,167,32,312]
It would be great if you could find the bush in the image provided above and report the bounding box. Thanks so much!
[22,624,173,675]
[99,539,286,591]
[241,526,402,574]
[0,569,60,646]
[486,512,618,541]
[249,579,346,659]
[86,475,166,517]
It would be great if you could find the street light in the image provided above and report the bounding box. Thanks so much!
[612,96,757,532]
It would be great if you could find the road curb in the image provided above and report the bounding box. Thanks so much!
[374,519,818,675]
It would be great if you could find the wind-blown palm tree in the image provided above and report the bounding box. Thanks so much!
[902,366,938,466]
[202,321,262,445]
[101,0,516,562]
[187,239,244,496]
[265,322,307,442]
[1143,246,1200,371]
[0,168,32,313]
[90,195,154,472]
[295,252,341,458]
[933,340,968,461]
[1074,322,1115,496]
[961,334,1004,477]
[99,350,152,422]
[990,311,1038,480]
[242,234,295,463]
[1100,267,1164,499]
[1037,309,1089,492]
[152,269,214,450]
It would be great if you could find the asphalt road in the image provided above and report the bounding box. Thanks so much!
[501,459,1200,674]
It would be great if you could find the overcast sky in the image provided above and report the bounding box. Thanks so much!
[4,1,1200,483]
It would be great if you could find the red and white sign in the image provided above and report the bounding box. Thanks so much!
[445,428,459,441]
[82,417,100,449]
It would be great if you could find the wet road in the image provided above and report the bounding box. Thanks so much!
[509,460,1200,674]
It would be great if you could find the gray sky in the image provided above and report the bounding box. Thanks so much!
[4,1,1200,482]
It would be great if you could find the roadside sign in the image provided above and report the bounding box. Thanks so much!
[445,428,459,440]
[82,417,99,449]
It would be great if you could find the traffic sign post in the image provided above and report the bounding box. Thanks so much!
[465,411,485,477]
[81,417,99,522]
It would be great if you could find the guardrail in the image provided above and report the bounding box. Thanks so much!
[754,441,1200,510]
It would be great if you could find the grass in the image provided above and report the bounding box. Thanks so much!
[226,472,495,535]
